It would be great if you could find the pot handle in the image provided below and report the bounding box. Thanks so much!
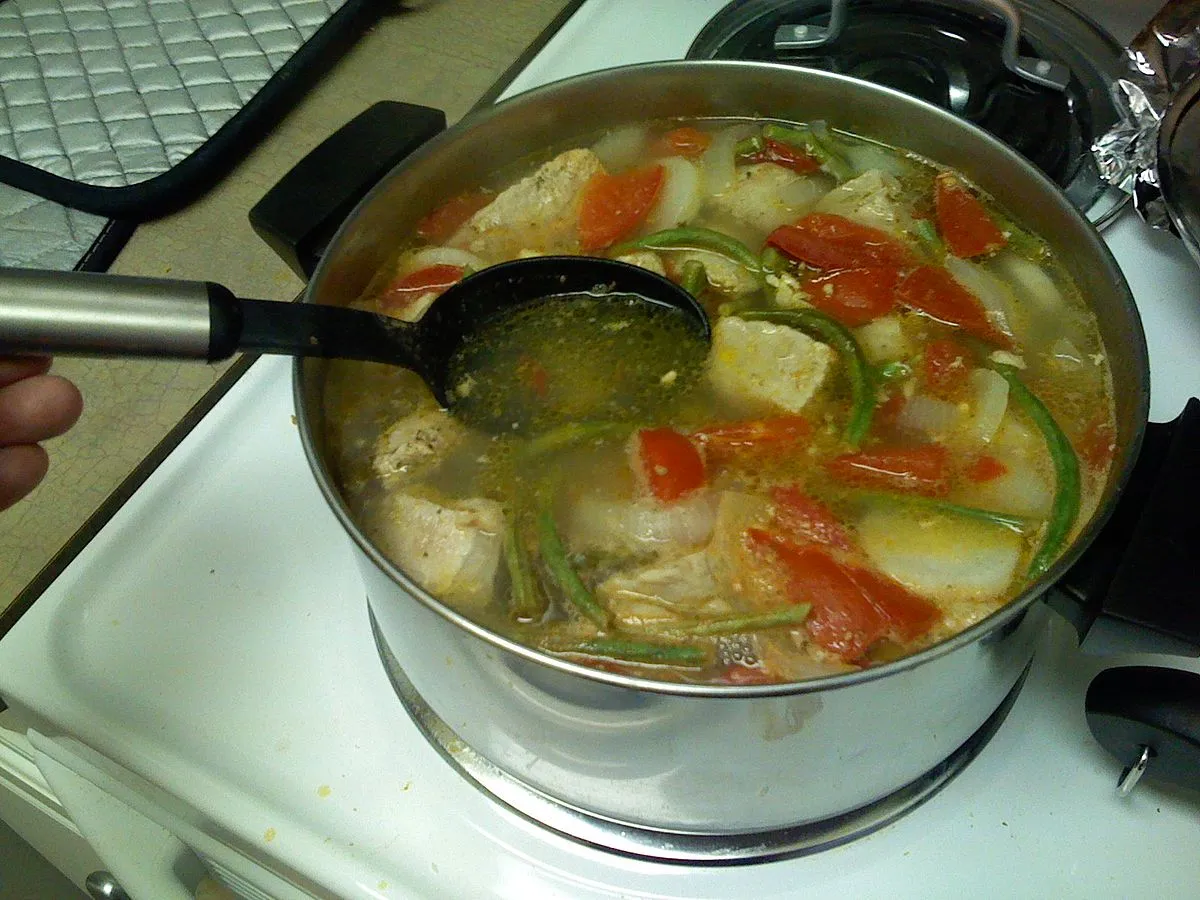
[1046,397,1200,656]
[249,101,447,280]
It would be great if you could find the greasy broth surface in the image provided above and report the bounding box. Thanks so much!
[323,117,1116,685]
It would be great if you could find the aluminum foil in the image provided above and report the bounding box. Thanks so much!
[1093,0,1200,229]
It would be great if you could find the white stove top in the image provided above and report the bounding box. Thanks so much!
[3,2,1200,898]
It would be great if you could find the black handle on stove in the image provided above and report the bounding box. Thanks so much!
[1046,397,1200,657]
[249,101,447,280]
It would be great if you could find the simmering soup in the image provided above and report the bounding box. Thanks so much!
[323,117,1116,684]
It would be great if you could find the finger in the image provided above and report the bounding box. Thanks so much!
[0,374,83,446]
[0,355,52,388]
[0,444,49,511]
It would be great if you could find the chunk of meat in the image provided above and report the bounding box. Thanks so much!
[814,169,914,238]
[371,494,503,608]
[598,550,728,626]
[710,163,827,233]
[372,408,468,481]
[566,491,718,557]
[449,148,605,262]
[707,317,833,415]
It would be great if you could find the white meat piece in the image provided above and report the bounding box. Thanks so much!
[710,163,826,233]
[672,250,760,297]
[707,317,833,414]
[566,490,718,557]
[856,505,1022,603]
[371,494,503,609]
[449,148,605,262]
[372,408,468,481]
[598,550,729,625]
[814,169,914,237]
[705,491,788,611]
[615,250,667,277]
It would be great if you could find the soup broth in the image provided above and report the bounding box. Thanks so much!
[324,117,1116,684]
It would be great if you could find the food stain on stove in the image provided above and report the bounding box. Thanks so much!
[689,0,1129,225]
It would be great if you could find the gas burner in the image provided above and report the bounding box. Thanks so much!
[688,0,1131,226]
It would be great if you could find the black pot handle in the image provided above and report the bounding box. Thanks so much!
[249,101,447,280]
[1047,397,1200,656]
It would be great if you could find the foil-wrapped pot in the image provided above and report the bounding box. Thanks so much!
[1092,0,1200,232]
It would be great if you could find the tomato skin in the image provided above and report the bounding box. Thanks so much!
[578,165,665,252]
[691,415,812,461]
[767,213,914,271]
[652,126,712,158]
[921,337,972,398]
[825,443,951,496]
[805,266,901,326]
[964,454,1009,483]
[896,265,1013,348]
[415,191,493,244]
[934,173,1007,258]
[378,264,465,315]
[747,138,821,174]
[769,485,854,551]
[633,427,707,502]
[841,564,941,642]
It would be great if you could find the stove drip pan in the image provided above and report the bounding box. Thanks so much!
[373,615,1029,864]
[688,0,1129,226]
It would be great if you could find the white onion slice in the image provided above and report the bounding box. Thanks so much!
[402,246,487,275]
[990,251,1063,314]
[700,123,757,195]
[943,255,1015,340]
[591,126,649,172]
[646,156,703,232]
[896,394,960,439]
[963,368,1009,444]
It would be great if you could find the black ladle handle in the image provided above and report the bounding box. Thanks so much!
[0,266,428,372]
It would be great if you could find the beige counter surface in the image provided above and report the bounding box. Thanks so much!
[1,0,575,627]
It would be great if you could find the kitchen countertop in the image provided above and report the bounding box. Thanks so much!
[0,0,576,627]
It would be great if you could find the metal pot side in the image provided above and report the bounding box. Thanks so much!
[294,62,1149,832]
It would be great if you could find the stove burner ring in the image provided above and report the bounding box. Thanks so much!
[688,0,1130,227]
[374,618,1027,863]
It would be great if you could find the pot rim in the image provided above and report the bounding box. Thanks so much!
[293,59,1150,699]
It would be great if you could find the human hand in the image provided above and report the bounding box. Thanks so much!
[0,356,83,511]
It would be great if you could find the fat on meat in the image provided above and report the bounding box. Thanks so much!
[373,408,468,481]
[371,493,504,609]
[814,169,914,238]
[449,148,604,262]
[707,317,833,414]
[565,490,718,558]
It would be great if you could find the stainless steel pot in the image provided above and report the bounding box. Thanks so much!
[291,62,1149,837]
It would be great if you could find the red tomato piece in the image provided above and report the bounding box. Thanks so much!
[934,173,1007,258]
[805,266,901,327]
[769,485,854,552]
[746,530,888,661]
[633,427,706,503]
[415,190,494,244]
[964,454,1009,483]
[578,165,665,252]
[896,265,1013,348]
[748,138,821,174]
[651,126,712,158]
[691,415,812,461]
[921,337,972,398]
[378,264,465,315]
[767,213,914,271]
[825,444,951,497]
[842,564,941,643]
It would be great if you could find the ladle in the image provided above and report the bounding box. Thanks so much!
[0,257,710,431]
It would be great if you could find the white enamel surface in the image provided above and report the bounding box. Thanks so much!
[0,0,1199,898]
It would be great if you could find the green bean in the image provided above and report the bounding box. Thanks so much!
[991,364,1081,578]
[734,135,764,159]
[616,226,762,273]
[518,421,629,459]
[540,636,709,668]
[759,245,791,274]
[990,209,1048,261]
[740,308,875,446]
[762,122,855,181]
[680,259,707,296]
[912,218,945,261]
[639,603,812,638]
[852,490,1030,534]
[504,508,546,621]
[536,508,610,628]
